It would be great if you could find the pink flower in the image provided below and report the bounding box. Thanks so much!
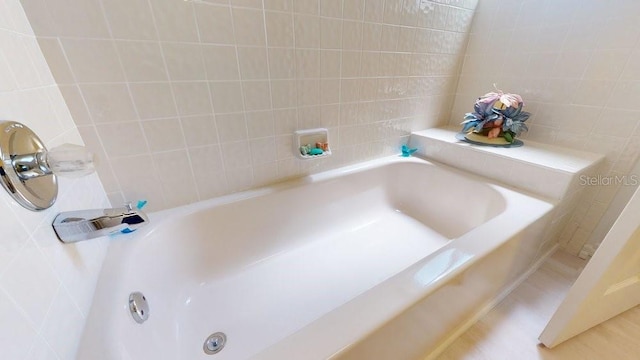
[499,93,523,107]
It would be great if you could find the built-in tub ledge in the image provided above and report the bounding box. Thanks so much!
[410,126,604,202]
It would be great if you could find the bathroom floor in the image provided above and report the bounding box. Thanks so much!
[437,250,640,360]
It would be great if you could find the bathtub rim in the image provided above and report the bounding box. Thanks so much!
[133,155,551,238]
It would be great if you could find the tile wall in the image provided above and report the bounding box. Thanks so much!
[0,0,110,358]
[450,0,640,254]
[20,0,478,211]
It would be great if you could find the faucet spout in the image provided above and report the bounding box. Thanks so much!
[52,203,149,243]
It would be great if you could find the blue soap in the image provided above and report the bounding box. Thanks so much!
[309,148,324,155]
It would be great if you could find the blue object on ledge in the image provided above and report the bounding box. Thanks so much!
[136,200,148,210]
[401,145,417,157]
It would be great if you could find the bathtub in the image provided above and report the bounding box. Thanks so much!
[76,156,554,360]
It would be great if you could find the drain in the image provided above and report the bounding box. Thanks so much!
[128,292,149,324]
[203,332,227,355]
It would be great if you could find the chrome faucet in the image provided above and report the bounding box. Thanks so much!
[52,203,149,243]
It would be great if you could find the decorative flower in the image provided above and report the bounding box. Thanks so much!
[460,86,530,143]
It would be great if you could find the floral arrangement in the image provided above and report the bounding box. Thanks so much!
[460,87,530,144]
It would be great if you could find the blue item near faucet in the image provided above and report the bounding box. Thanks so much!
[120,200,148,234]
[401,145,417,157]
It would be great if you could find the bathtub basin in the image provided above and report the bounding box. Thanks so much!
[76,156,554,360]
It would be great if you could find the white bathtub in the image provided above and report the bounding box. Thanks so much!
[76,156,554,360]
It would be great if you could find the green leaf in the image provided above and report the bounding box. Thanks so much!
[503,132,513,143]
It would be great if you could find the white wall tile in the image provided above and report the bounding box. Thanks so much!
[232,7,267,46]
[242,81,272,110]
[129,82,177,119]
[608,81,640,111]
[320,17,342,50]
[265,11,294,47]
[451,0,640,255]
[270,79,297,108]
[162,42,206,81]
[246,110,275,138]
[25,335,59,360]
[0,240,60,330]
[96,122,148,157]
[320,0,342,18]
[621,51,640,81]
[17,0,54,35]
[216,112,248,142]
[58,85,91,126]
[362,23,382,51]
[231,0,262,9]
[237,46,269,80]
[0,290,38,360]
[200,0,231,5]
[110,154,166,211]
[172,82,214,116]
[40,287,85,359]
[202,45,240,81]
[210,81,245,113]
[249,137,277,164]
[342,20,363,50]
[320,50,341,78]
[341,50,362,78]
[253,162,279,187]
[151,150,198,208]
[46,0,109,38]
[76,125,119,193]
[226,166,254,192]
[296,49,320,78]
[221,140,252,169]
[364,0,385,22]
[264,0,292,11]
[116,41,168,82]
[294,0,319,15]
[1,31,41,88]
[188,145,228,198]
[343,0,364,20]
[141,118,185,151]
[36,38,74,84]
[61,39,125,83]
[150,0,199,42]
[182,115,219,146]
[101,0,157,41]
[296,79,320,107]
[294,14,320,48]
[80,83,137,123]
[268,48,296,79]
[0,50,17,92]
[195,3,236,44]
[583,49,631,81]
[0,202,29,275]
